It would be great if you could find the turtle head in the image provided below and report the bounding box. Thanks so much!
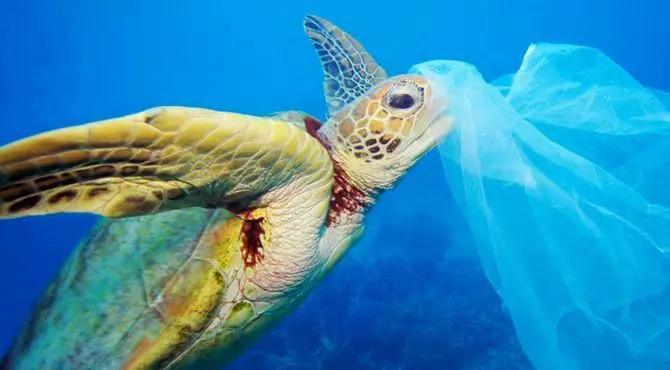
[318,74,453,196]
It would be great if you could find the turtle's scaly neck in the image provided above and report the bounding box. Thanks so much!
[304,116,374,228]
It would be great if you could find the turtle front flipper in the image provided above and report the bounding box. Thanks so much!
[0,106,332,219]
[303,15,387,117]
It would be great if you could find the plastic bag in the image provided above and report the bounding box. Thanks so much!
[410,43,670,370]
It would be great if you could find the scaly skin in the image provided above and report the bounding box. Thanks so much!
[0,15,453,370]
[0,107,332,221]
[302,15,388,118]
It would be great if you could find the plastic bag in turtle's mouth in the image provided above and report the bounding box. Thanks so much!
[410,43,670,370]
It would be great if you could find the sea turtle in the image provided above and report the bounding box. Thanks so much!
[0,15,452,369]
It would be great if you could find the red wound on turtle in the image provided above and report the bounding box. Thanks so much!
[303,115,323,134]
[327,160,370,226]
[304,116,330,151]
[241,218,265,268]
[302,116,371,227]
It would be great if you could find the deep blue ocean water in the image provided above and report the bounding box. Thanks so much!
[1,0,669,368]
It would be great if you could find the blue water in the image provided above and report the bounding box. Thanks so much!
[1,0,669,369]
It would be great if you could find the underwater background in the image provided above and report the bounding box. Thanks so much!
[1,0,669,368]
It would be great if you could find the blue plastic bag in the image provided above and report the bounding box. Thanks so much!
[411,44,670,370]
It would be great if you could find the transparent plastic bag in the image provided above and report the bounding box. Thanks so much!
[411,43,670,370]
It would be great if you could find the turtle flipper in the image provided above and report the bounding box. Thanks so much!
[0,106,331,219]
[0,111,182,218]
[303,15,388,117]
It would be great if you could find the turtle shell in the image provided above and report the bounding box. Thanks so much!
[2,208,259,369]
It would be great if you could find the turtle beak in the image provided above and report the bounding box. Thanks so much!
[405,76,454,162]
[409,60,492,148]
[423,79,454,146]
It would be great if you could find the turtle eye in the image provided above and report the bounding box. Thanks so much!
[387,93,415,109]
[383,80,424,113]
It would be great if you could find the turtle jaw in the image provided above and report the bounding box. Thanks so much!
[401,77,454,163]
